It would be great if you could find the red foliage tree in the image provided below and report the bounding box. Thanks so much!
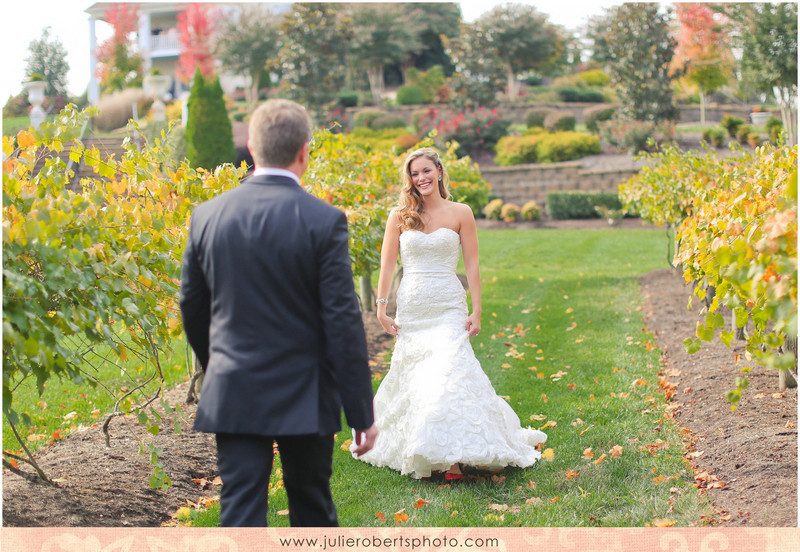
[95,3,142,92]
[177,3,217,83]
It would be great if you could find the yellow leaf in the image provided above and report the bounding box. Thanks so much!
[539,420,557,430]
[17,130,35,149]
[340,439,352,451]
[529,414,547,421]
[541,448,555,462]
[631,378,650,387]
[593,453,607,465]
[650,518,676,527]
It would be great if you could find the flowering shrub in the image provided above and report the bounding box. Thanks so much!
[598,119,674,154]
[415,106,510,157]
[500,203,520,222]
[521,200,542,221]
[482,198,504,220]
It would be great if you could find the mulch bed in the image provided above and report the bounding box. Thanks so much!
[3,225,796,527]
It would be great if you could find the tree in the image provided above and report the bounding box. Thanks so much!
[402,3,462,76]
[672,4,733,125]
[177,3,217,83]
[23,27,69,99]
[278,3,350,116]
[592,3,678,122]
[95,3,142,93]
[215,4,281,109]
[474,4,563,98]
[717,3,797,145]
[347,4,421,106]
[185,69,236,170]
[442,23,506,108]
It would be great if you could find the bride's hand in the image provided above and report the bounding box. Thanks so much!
[378,313,399,336]
[465,313,481,337]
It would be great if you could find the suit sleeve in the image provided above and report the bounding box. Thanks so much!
[317,211,375,430]
[179,226,211,370]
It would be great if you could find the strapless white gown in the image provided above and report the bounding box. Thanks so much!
[353,228,546,478]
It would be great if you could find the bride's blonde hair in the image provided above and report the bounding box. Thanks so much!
[396,147,451,231]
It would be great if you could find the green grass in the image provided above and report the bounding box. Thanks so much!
[186,227,714,527]
[3,337,190,455]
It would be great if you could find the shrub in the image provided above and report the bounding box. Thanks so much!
[599,119,672,154]
[525,107,557,129]
[557,88,605,103]
[337,90,359,108]
[500,203,520,222]
[546,192,622,220]
[747,132,762,148]
[736,125,752,144]
[494,131,600,166]
[371,114,408,130]
[482,198,504,220]
[521,200,542,221]
[396,133,420,151]
[3,92,30,118]
[577,69,610,87]
[166,100,183,122]
[412,107,439,133]
[544,112,576,133]
[185,70,236,170]
[522,74,544,86]
[395,84,425,106]
[353,108,387,128]
[419,107,510,157]
[583,105,615,133]
[765,116,783,142]
[405,66,446,104]
[701,127,726,148]
[719,114,745,138]
[94,88,147,131]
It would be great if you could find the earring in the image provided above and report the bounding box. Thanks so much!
[438,175,442,182]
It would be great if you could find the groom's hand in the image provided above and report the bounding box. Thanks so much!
[351,424,379,457]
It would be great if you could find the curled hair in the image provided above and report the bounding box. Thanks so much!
[396,147,450,231]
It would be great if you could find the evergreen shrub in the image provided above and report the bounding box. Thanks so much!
[185,69,236,170]
[353,108,387,128]
[544,112,576,132]
[396,84,425,106]
[719,114,745,138]
[371,114,408,130]
[525,107,556,128]
[546,192,622,220]
[337,90,359,108]
[583,105,616,133]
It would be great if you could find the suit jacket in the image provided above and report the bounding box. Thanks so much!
[179,174,374,436]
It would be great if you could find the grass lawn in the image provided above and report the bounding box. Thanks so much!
[184,227,714,527]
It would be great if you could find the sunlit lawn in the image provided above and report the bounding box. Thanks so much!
[186,227,715,527]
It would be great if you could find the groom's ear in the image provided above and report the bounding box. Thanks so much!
[297,141,311,167]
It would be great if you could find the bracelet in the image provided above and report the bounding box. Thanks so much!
[375,298,388,305]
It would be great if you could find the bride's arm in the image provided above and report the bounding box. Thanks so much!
[376,209,401,335]
[459,205,481,337]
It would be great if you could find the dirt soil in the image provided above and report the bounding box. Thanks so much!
[3,231,796,527]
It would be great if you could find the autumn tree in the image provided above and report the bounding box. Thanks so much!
[215,4,281,109]
[177,3,217,83]
[95,3,142,93]
[671,4,732,125]
[346,3,421,106]
[278,3,349,115]
[717,3,797,145]
[474,3,563,98]
[591,3,678,122]
[23,27,70,99]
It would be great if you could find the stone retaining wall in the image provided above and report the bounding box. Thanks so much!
[480,162,640,207]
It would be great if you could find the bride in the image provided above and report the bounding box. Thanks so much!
[353,147,546,480]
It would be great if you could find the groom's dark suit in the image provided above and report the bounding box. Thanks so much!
[180,173,374,526]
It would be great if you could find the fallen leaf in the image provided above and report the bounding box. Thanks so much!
[565,469,580,479]
[754,393,767,399]
[539,420,557,430]
[541,393,549,403]
[609,445,623,458]
[340,439,352,451]
[437,484,450,490]
[650,518,676,527]
[566,322,577,331]
[565,308,574,313]
[772,393,786,399]
[483,513,505,522]
[489,503,509,511]
[491,475,506,484]
[414,499,430,509]
[277,509,290,516]
[394,510,409,524]
[530,414,547,421]
[572,418,585,426]
[670,487,680,493]
[376,512,386,522]
[582,448,594,460]
[549,496,560,504]
[527,480,537,490]
[686,451,705,459]
[631,379,650,387]
[526,497,542,506]
[593,453,607,465]
[542,448,555,462]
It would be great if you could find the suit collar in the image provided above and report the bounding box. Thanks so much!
[243,174,303,189]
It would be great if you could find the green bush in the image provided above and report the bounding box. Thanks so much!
[765,116,783,142]
[544,112,576,132]
[337,90,359,108]
[405,66,445,103]
[719,114,745,138]
[500,203,520,221]
[494,131,600,166]
[546,192,622,220]
[577,69,610,87]
[521,200,542,221]
[353,108,387,128]
[186,69,236,170]
[371,114,408,130]
[583,105,616,133]
[3,92,30,118]
[736,124,752,144]
[557,88,605,103]
[598,119,672,154]
[482,198,504,220]
[525,107,557,128]
[701,127,725,148]
[395,84,426,106]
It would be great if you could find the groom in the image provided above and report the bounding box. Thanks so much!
[179,99,378,527]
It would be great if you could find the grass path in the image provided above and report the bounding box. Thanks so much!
[188,227,714,527]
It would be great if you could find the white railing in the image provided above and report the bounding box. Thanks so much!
[150,33,180,53]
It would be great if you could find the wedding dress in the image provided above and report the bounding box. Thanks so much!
[354,227,546,479]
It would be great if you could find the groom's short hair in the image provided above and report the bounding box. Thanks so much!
[248,99,312,169]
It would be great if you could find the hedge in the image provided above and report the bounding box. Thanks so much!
[525,107,557,128]
[494,131,601,166]
[546,191,623,220]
